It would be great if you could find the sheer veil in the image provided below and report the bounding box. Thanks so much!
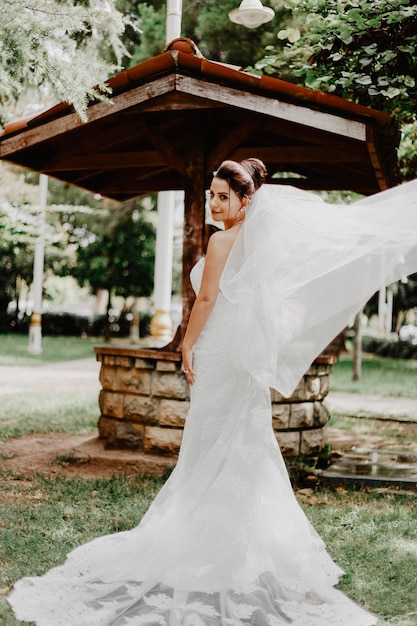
[220,180,417,397]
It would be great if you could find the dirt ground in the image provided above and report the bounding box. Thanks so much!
[2,420,417,481]
[0,432,177,480]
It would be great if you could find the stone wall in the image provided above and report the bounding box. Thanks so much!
[95,346,335,459]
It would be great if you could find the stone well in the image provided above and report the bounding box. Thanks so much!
[95,346,336,459]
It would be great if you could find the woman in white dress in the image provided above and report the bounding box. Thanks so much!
[8,158,417,625]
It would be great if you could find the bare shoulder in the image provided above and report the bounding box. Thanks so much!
[207,229,238,256]
[199,228,241,294]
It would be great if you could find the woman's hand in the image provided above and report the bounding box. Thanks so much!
[182,345,195,385]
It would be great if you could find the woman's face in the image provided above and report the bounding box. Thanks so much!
[208,177,244,227]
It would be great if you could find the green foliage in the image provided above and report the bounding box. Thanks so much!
[129,2,167,63]
[129,0,286,68]
[0,203,37,309]
[398,120,417,179]
[0,195,71,315]
[259,0,417,116]
[0,168,101,315]
[253,0,417,176]
[0,165,156,319]
[74,200,156,303]
[0,0,133,123]
[362,334,417,360]
[186,0,284,67]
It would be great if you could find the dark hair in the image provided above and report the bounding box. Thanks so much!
[214,158,267,199]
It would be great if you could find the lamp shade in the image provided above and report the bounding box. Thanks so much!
[229,0,275,29]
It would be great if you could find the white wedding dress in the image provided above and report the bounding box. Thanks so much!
[9,180,417,625]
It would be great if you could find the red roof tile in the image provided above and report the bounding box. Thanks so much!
[0,36,394,141]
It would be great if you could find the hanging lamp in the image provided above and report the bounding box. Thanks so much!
[229,0,275,29]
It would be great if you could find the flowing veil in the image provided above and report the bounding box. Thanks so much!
[220,180,417,397]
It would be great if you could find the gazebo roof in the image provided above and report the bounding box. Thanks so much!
[0,38,400,199]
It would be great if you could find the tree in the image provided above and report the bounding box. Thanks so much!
[128,0,287,69]
[0,0,133,124]
[252,0,417,178]
[0,203,36,317]
[74,200,156,316]
[0,164,107,322]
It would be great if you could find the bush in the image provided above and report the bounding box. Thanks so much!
[0,310,152,338]
[362,334,417,359]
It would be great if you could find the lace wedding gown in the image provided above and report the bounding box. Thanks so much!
[8,256,376,626]
[9,181,417,625]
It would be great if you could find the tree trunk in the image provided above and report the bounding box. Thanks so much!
[352,309,362,381]
[162,115,206,352]
[104,288,113,342]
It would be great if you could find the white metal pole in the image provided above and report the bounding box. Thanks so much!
[28,174,48,354]
[150,0,183,342]
[166,0,182,42]
[150,191,176,341]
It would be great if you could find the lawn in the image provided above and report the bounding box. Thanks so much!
[0,389,99,440]
[0,474,415,626]
[0,336,416,625]
[0,333,104,366]
[330,352,417,398]
[0,334,100,441]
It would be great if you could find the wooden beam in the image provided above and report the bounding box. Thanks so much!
[40,113,185,172]
[205,121,260,174]
[0,74,177,157]
[0,71,369,161]
[141,118,186,175]
[176,75,367,141]
[366,126,389,191]
[232,145,363,164]
[19,117,150,172]
[219,107,364,149]
[127,91,226,113]
[72,169,182,196]
[43,151,165,171]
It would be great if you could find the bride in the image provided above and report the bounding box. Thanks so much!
[8,159,417,625]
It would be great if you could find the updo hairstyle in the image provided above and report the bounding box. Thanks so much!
[214,158,267,199]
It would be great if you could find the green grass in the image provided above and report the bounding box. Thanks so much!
[330,353,417,398]
[0,474,414,625]
[327,413,417,453]
[0,473,164,626]
[0,334,104,365]
[298,487,417,625]
[0,389,99,441]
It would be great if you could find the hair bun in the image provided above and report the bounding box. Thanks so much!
[240,158,267,192]
[213,158,267,199]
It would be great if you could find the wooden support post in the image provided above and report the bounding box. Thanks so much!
[162,119,206,352]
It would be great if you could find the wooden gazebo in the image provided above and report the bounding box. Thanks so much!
[0,38,400,457]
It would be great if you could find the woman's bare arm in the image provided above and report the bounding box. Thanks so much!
[181,230,235,385]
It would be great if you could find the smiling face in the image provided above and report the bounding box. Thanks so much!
[208,177,246,229]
